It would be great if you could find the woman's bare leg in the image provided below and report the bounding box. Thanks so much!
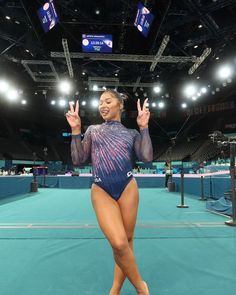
[91,182,149,295]
[109,178,139,294]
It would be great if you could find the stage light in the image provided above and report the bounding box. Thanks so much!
[93,85,98,91]
[192,96,197,101]
[158,101,165,109]
[6,89,19,101]
[151,102,156,107]
[81,101,86,106]
[181,103,187,108]
[201,87,207,94]
[51,100,56,105]
[58,80,72,94]
[184,84,197,97]
[153,86,161,93]
[0,80,9,92]
[217,65,233,80]
[6,16,11,20]
[91,99,99,108]
[59,99,66,107]
[21,100,27,105]
[69,101,75,105]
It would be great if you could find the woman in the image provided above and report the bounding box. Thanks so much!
[164,160,172,188]
[66,90,153,295]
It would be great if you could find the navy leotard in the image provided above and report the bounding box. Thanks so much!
[71,120,153,200]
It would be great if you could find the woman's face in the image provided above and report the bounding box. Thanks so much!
[99,92,123,121]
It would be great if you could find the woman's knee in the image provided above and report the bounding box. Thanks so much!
[111,238,129,255]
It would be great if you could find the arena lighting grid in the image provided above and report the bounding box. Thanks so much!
[49,35,211,88]
[21,60,59,83]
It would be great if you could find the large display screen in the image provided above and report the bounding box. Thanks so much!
[134,2,154,37]
[82,34,113,53]
[37,0,59,33]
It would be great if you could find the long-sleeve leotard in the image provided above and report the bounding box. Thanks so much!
[71,120,153,199]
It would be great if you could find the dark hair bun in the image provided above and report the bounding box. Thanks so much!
[120,93,129,101]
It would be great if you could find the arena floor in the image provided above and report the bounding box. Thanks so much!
[0,188,235,295]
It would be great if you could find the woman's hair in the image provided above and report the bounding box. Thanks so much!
[102,89,128,103]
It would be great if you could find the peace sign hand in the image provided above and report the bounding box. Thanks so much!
[136,98,150,129]
[65,101,81,132]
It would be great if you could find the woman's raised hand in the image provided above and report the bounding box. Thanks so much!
[136,98,150,129]
[65,101,81,132]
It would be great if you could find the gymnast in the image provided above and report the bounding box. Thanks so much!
[66,89,153,295]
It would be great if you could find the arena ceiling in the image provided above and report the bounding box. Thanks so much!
[0,0,236,135]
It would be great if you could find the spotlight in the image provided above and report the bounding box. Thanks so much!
[153,86,161,93]
[91,99,99,108]
[81,101,86,106]
[151,102,156,107]
[21,100,27,105]
[181,103,187,108]
[93,85,98,91]
[184,84,197,98]
[58,80,72,94]
[201,87,207,94]
[158,101,165,109]
[192,96,197,101]
[51,100,56,105]
[59,99,66,107]
[0,80,9,92]
[217,65,233,80]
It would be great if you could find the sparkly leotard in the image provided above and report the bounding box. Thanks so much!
[71,120,153,200]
